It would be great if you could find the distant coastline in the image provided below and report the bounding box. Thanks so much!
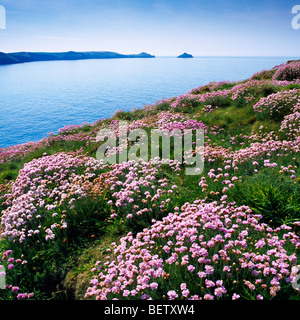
[0,51,155,65]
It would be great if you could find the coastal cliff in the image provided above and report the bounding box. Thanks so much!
[0,51,155,65]
[0,61,300,301]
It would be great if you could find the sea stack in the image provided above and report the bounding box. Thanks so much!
[177,53,193,58]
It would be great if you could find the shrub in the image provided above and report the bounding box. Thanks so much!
[253,89,300,121]
[273,62,300,81]
[228,175,300,227]
[85,200,300,300]
[250,69,276,81]
[280,111,300,139]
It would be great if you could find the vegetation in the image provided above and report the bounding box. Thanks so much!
[0,61,300,300]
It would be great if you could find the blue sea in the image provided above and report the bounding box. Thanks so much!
[0,56,297,148]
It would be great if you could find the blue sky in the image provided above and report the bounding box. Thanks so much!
[0,0,299,56]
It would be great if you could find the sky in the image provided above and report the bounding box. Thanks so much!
[0,0,299,56]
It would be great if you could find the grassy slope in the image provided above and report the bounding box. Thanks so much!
[0,65,299,300]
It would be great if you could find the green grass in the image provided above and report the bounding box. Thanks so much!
[227,170,300,227]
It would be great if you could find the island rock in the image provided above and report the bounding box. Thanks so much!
[177,53,193,58]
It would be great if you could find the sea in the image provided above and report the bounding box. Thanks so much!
[0,56,297,148]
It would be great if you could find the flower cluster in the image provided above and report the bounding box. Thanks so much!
[170,89,232,110]
[250,69,275,81]
[99,159,179,220]
[168,79,296,113]
[280,112,300,139]
[189,81,235,95]
[0,250,34,300]
[57,122,91,134]
[155,112,205,132]
[0,139,48,165]
[85,200,300,300]
[253,89,300,121]
[273,62,300,81]
[0,153,102,243]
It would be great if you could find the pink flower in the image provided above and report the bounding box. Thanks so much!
[167,290,178,300]
[245,281,255,290]
[232,293,240,300]
[223,266,231,272]
[131,290,137,296]
[205,265,214,275]
[123,290,130,297]
[198,271,206,278]
[149,282,158,290]
[216,280,223,287]
[182,289,190,297]
[17,293,27,300]
[255,239,265,249]
[214,287,226,297]
[205,280,215,288]
[180,283,187,290]
[187,265,195,272]
[222,187,228,193]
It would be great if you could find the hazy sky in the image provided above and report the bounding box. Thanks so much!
[0,0,299,56]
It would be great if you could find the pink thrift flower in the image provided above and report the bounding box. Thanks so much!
[216,280,223,287]
[205,280,215,288]
[205,265,214,274]
[187,265,195,272]
[198,271,206,278]
[255,239,265,249]
[167,290,178,300]
[149,282,158,290]
[180,283,187,290]
[214,287,226,297]
[182,289,190,297]
[123,290,130,297]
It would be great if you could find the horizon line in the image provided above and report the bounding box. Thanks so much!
[1,50,299,59]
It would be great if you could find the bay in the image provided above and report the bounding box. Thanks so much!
[0,56,296,148]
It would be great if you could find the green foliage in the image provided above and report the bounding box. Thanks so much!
[228,172,300,227]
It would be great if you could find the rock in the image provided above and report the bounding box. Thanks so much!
[177,53,193,58]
